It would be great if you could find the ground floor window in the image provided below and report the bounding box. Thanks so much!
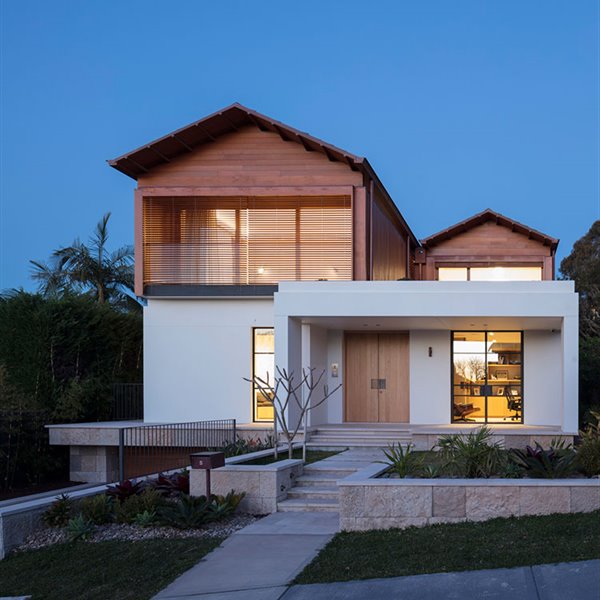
[253,327,274,422]
[452,331,523,424]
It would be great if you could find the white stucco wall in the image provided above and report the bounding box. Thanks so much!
[524,330,563,427]
[409,331,451,424]
[144,298,273,423]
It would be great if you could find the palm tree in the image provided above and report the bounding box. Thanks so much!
[31,213,138,308]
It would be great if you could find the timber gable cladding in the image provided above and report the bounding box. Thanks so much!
[111,104,557,295]
[112,104,418,296]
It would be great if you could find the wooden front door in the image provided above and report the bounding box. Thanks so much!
[344,332,409,423]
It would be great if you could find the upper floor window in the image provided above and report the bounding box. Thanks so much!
[438,266,542,281]
[143,196,352,287]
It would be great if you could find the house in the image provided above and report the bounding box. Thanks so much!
[48,103,578,482]
[107,103,578,438]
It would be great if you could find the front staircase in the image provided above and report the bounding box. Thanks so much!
[306,424,412,449]
[277,446,392,513]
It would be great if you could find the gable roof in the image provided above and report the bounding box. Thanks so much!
[108,102,419,246]
[420,208,559,250]
[108,102,367,179]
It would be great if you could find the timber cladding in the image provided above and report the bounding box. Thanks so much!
[420,220,555,280]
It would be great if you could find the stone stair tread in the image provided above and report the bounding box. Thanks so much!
[288,486,338,495]
[277,497,339,512]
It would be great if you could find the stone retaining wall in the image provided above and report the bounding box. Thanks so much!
[190,458,303,514]
[339,464,600,531]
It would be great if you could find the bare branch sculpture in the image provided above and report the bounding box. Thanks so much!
[245,366,342,460]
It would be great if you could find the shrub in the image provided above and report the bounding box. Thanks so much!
[80,494,115,525]
[106,479,144,503]
[133,510,157,527]
[158,494,212,529]
[66,515,95,541]
[116,489,167,524]
[379,443,420,478]
[158,491,245,529]
[510,441,578,479]
[221,436,274,457]
[42,494,74,527]
[151,470,190,497]
[578,410,600,477]
[435,427,504,478]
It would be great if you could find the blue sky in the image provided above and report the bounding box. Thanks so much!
[1,1,598,291]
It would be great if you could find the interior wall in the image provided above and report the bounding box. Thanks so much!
[409,330,451,424]
[144,298,273,423]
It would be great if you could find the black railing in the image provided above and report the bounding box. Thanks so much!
[118,419,236,480]
[111,383,144,421]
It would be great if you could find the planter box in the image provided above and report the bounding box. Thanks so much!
[190,458,303,514]
[338,464,600,532]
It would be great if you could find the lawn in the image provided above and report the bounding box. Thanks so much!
[0,538,223,600]
[295,510,600,584]
[241,449,341,465]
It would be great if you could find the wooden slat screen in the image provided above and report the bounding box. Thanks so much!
[143,196,352,286]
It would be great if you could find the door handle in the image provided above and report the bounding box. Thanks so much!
[371,379,386,389]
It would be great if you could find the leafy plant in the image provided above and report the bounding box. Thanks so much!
[151,471,190,497]
[379,443,420,478]
[80,494,115,525]
[220,436,274,457]
[420,464,442,479]
[116,489,166,524]
[435,427,504,478]
[158,491,246,529]
[158,494,213,529]
[212,490,245,515]
[106,479,144,503]
[510,442,578,479]
[66,515,95,541]
[578,411,600,477]
[133,510,157,527]
[42,494,74,527]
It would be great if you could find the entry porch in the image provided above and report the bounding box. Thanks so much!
[273,280,578,434]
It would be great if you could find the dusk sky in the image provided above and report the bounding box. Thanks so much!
[1,1,598,292]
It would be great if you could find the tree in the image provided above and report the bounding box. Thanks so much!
[247,367,341,460]
[560,220,600,338]
[30,213,138,310]
[560,220,600,423]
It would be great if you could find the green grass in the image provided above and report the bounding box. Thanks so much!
[0,538,223,600]
[295,511,600,584]
[241,449,341,465]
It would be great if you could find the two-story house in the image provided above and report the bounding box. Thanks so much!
[106,103,577,443]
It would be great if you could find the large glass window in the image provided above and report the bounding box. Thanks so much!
[143,196,352,286]
[439,267,542,281]
[452,331,523,424]
[253,328,275,422]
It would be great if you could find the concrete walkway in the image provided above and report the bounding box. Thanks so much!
[283,560,600,600]
[153,511,339,599]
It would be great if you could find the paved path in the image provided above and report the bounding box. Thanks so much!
[153,511,339,599]
[283,560,600,600]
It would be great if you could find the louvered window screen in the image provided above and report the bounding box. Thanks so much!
[143,196,352,286]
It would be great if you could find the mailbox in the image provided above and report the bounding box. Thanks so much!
[190,451,225,470]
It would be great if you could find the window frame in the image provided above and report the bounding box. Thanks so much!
[450,330,525,425]
[252,326,275,423]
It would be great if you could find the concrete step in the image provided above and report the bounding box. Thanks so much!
[294,474,339,487]
[287,486,339,500]
[307,441,407,449]
[277,497,339,513]
[302,466,357,478]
